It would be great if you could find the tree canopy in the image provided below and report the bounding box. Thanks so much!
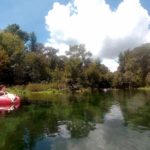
[0,24,150,89]
[113,43,150,88]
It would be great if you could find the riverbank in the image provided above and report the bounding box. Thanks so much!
[7,84,67,101]
[138,87,150,91]
[7,83,92,96]
[7,84,150,101]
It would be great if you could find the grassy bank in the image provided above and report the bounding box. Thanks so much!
[7,83,150,101]
[7,83,68,100]
[138,87,150,91]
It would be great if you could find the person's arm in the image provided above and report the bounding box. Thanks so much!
[0,91,5,96]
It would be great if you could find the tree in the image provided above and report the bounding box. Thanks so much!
[145,72,150,86]
[0,32,24,84]
[4,24,29,43]
[29,32,37,52]
[64,44,92,90]
[66,44,92,66]
[0,32,24,56]
[23,52,50,83]
[83,61,111,91]
[112,71,123,88]
[0,49,9,70]
[0,49,10,83]
[43,46,59,70]
[116,43,150,88]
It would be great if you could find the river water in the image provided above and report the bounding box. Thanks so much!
[0,90,150,150]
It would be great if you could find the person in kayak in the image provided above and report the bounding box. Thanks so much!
[0,85,7,96]
[0,85,15,102]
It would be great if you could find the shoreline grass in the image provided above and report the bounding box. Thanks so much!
[138,87,150,91]
[7,83,70,101]
[7,84,150,101]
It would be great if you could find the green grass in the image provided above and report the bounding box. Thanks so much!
[7,85,29,97]
[7,84,68,101]
[138,87,150,91]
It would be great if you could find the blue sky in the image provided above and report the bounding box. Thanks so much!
[0,0,69,42]
[0,0,149,43]
[0,0,150,71]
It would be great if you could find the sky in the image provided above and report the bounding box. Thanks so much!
[0,0,150,71]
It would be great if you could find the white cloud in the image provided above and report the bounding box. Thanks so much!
[101,58,119,72]
[45,0,150,71]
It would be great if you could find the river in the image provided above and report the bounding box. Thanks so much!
[0,90,149,150]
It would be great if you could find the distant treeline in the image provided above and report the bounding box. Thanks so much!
[0,24,150,90]
[114,44,150,88]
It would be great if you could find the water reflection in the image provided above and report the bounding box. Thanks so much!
[0,91,149,150]
[0,102,20,116]
[104,104,124,126]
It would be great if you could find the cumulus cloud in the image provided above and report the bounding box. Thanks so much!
[45,0,150,71]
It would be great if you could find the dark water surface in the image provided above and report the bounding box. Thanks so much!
[0,90,150,150]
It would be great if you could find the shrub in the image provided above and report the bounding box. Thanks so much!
[26,83,50,92]
[26,82,67,92]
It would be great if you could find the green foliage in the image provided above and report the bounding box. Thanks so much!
[114,44,150,88]
[0,31,24,83]
[4,24,29,43]
[0,32,23,56]
[145,72,150,86]
[0,49,9,70]
[26,83,51,92]
[1,23,149,90]
[29,32,37,52]
[83,60,111,90]
[25,83,67,92]
[0,24,112,88]
[23,52,50,83]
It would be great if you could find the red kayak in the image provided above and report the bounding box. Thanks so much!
[0,93,20,116]
[0,95,20,105]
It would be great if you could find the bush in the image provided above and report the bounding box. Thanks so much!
[26,82,67,92]
[26,83,50,92]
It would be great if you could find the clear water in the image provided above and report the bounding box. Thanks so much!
[0,90,150,150]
